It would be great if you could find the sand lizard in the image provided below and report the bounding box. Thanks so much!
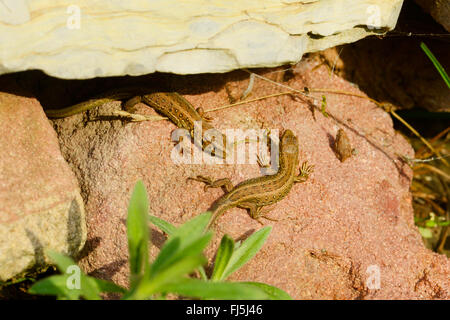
[190,129,313,229]
[44,89,228,158]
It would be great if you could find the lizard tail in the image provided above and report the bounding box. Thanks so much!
[206,199,233,230]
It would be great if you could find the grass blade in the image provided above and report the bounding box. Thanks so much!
[127,181,150,285]
[421,42,450,88]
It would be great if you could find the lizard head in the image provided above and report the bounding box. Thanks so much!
[280,129,299,155]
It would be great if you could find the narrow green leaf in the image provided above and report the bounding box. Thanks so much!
[169,233,211,264]
[90,277,127,294]
[78,277,103,300]
[148,213,212,278]
[147,213,213,289]
[151,255,206,291]
[29,275,80,300]
[148,215,176,235]
[29,273,104,300]
[164,278,269,300]
[171,212,211,240]
[421,42,450,88]
[425,220,436,228]
[131,255,206,299]
[240,282,292,300]
[221,227,271,280]
[149,237,181,277]
[211,235,235,281]
[46,250,77,273]
[150,233,212,278]
[197,266,208,281]
[127,181,150,285]
[438,221,450,227]
[44,250,101,300]
[418,227,433,239]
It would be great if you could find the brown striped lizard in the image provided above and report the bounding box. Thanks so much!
[44,89,228,158]
[190,129,314,229]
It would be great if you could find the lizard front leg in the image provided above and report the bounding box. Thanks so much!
[294,161,314,183]
[195,107,214,122]
[188,176,234,193]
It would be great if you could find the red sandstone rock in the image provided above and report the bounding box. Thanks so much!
[0,90,86,281]
[50,59,450,299]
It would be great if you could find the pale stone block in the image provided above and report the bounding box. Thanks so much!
[0,0,404,79]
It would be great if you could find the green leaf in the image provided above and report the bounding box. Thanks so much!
[149,213,212,290]
[46,250,77,273]
[414,216,425,223]
[221,227,271,280]
[421,42,450,88]
[171,212,211,240]
[197,266,208,281]
[149,213,212,278]
[78,277,104,300]
[29,273,108,300]
[425,220,436,228]
[211,235,235,281]
[149,237,181,277]
[29,275,80,300]
[151,255,207,291]
[148,215,176,235]
[150,233,212,278]
[127,181,150,286]
[44,250,101,300]
[36,250,125,299]
[240,282,292,300]
[90,278,127,294]
[164,278,269,300]
[418,227,433,239]
[129,255,206,299]
[438,221,450,227]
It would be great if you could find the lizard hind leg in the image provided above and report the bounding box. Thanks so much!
[241,203,278,225]
[114,95,166,122]
[123,96,143,112]
[188,175,234,193]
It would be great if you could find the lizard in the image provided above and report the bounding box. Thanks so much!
[44,89,228,159]
[189,129,313,229]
